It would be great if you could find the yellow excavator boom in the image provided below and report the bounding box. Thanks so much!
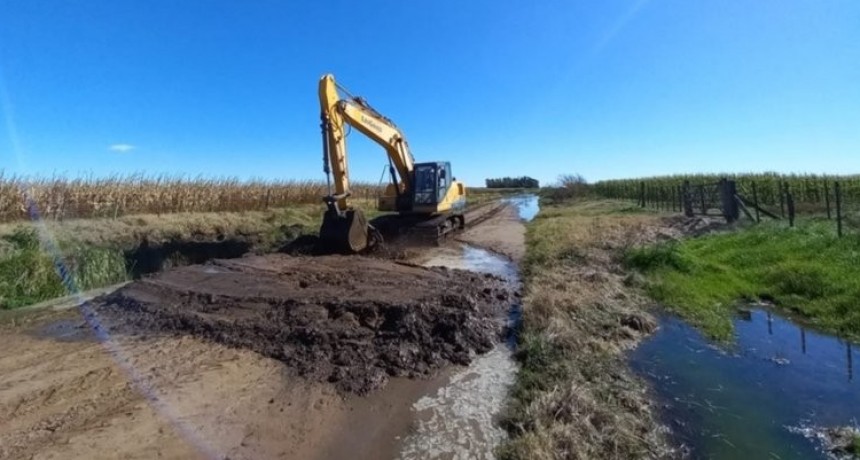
[317,73,466,253]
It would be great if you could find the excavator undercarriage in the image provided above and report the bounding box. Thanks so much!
[319,200,466,254]
[370,211,465,246]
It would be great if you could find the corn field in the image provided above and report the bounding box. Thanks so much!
[0,173,381,223]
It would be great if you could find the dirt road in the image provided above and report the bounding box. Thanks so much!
[458,204,526,262]
[0,202,527,460]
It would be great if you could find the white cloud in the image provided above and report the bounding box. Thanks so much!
[109,143,136,153]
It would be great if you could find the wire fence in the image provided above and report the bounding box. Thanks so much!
[596,176,860,237]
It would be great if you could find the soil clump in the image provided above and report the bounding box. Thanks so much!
[92,254,513,394]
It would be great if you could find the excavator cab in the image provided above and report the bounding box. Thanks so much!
[412,162,452,207]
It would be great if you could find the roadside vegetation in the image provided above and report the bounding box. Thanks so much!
[0,203,329,309]
[499,198,672,459]
[0,228,127,309]
[625,221,860,340]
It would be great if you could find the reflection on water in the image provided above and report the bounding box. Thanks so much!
[630,309,860,459]
[422,245,519,281]
[501,194,539,221]
[399,245,520,459]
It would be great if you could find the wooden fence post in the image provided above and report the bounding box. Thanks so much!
[639,182,645,208]
[683,181,694,217]
[666,187,670,212]
[824,180,832,220]
[720,179,740,223]
[835,181,843,237]
[751,181,761,223]
[672,186,677,212]
[780,182,786,218]
[660,187,665,211]
[786,185,796,227]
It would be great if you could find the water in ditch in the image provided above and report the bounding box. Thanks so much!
[502,194,540,221]
[397,195,538,459]
[399,245,519,460]
[630,308,860,459]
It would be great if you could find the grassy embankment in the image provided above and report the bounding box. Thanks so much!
[0,187,510,310]
[499,198,672,459]
[0,204,328,309]
[625,220,860,340]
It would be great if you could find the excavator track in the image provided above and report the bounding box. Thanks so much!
[370,212,465,247]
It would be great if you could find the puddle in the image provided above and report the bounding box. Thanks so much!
[399,245,520,459]
[421,245,519,281]
[630,309,860,459]
[502,194,539,221]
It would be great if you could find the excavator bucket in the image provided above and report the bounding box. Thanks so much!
[319,208,369,253]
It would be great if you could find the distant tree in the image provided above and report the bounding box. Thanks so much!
[557,174,588,190]
[484,176,540,189]
[546,174,590,201]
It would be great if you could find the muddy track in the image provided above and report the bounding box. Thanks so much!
[0,199,527,460]
[463,201,508,229]
[92,254,514,395]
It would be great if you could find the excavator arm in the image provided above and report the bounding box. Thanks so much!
[318,74,414,212]
[316,73,466,253]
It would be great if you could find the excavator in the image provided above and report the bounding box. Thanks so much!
[317,74,467,253]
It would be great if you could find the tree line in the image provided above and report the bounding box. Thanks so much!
[485,176,540,189]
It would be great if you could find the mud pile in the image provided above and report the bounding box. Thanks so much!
[93,254,513,394]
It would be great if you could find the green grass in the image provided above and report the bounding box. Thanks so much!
[0,204,328,309]
[625,221,860,340]
[0,228,128,309]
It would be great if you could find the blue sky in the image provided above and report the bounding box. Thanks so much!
[1,1,858,186]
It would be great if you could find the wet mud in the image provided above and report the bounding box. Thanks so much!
[91,254,513,395]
